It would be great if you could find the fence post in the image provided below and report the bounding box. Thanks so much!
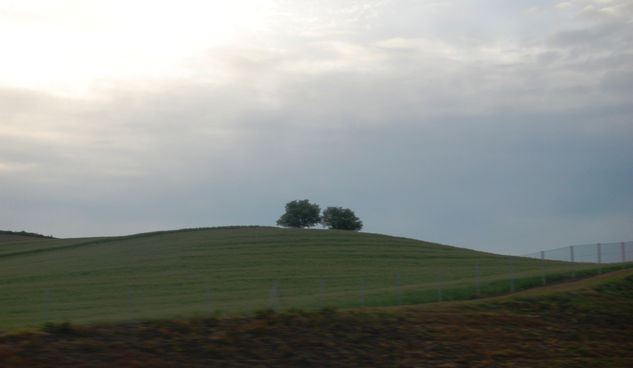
[319,277,325,307]
[128,286,135,321]
[44,290,51,323]
[360,277,365,308]
[271,280,280,312]
[570,245,576,277]
[510,260,515,293]
[475,260,481,296]
[395,272,403,306]
[437,267,443,302]
[597,243,602,273]
[541,251,546,285]
[205,284,212,315]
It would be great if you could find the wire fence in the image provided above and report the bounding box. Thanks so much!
[523,241,633,264]
[2,241,632,330]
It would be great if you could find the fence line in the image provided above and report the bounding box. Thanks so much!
[4,241,632,330]
[524,241,633,264]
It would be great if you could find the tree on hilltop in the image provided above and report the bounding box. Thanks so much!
[277,200,321,228]
[321,207,363,231]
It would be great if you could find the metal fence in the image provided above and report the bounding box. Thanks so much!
[2,241,632,330]
[523,241,633,264]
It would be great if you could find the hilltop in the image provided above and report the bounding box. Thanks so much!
[0,230,55,242]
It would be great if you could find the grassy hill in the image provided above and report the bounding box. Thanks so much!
[0,226,623,330]
[1,268,632,367]
[0,230,55,243]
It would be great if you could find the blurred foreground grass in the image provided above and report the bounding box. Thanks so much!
[1,268,632,367]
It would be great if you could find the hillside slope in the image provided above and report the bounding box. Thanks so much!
[1,268,632,367]
[0,230,54,243]
[0,227,614,329]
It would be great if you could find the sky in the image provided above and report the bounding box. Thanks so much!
[1,0,632,255]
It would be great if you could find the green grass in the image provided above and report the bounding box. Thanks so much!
[0,226,625,330]
[2,269,633,367]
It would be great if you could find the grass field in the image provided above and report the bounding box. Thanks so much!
[1,268,632,367]
[0,226,625,330]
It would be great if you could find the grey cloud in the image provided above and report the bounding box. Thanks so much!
[575,1,633,23]
[547,22,631,52]
[600,69,633,93]
[546,0,633,68]
[2,71,632,252]
[2,1,632,252]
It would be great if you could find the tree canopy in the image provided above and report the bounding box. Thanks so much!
[276,200,321,228]
[321,207,363,231]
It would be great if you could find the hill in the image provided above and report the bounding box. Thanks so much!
[0,226,620,330]
[1,268,632,367]
[0,230,55,242]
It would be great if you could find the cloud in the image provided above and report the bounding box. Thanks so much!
[1,0,632,253]
[375,37,455,54]
[576,0,633,22]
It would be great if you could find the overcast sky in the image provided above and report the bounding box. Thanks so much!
[1,0,632,255]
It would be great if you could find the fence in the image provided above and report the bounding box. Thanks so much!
[1,241,632,330]
[523,241,633,264]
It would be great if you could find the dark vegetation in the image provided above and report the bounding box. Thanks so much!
[321,207,363,230]
[277,199,362,230]
[1,269,632,367]
[0,230,55,242]
[276,200,321,228]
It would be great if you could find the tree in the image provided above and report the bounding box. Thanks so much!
[277,199,321,228]
[321,207,363,231]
